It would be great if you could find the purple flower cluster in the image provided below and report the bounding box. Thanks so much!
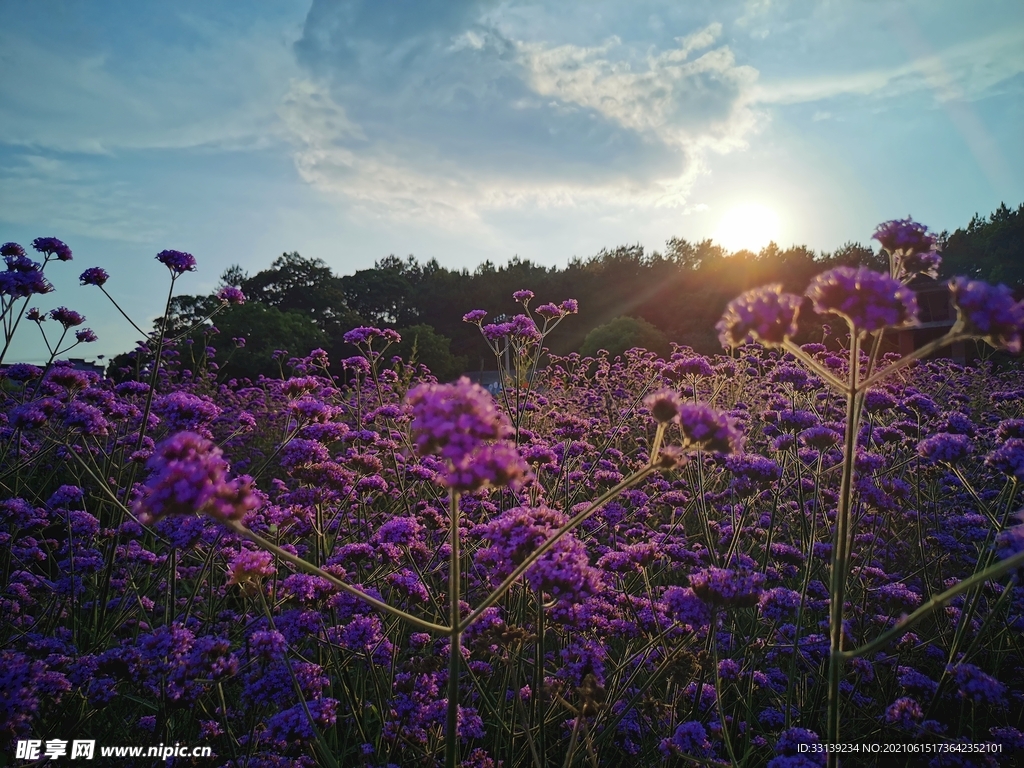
[32,237,72,261]
[689,567,765,609]
[343,326,401,346]
[79,267,109,287]
[950,278,1024,354]
[49,306,85,328]
[406,377,526,491]
[156,249,197,275]
[873,218,941,278]
[717,284,802,348]
[806,267,918,333]
[217,285,246,305]
[678,402,744,454]
[134,431,260,524]
[475,505,602,602]
[1,251,53,298]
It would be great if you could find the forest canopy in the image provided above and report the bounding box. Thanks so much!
[122,202,1023,381]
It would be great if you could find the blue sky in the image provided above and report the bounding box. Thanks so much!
[2,0,1022,363]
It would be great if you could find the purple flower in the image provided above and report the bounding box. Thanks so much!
[134,431,261,524]
[32,237,72,261]
[462,309,487,323]
[49,306,85,327]
[481,321,513,341]
[343,326,400,346]
[1,256,53,298]
[475,505,602,602]
[996,511,1024,559]
[512,289,534,302]
[2,363,41,381]
[154,392,222,432]
[948,663,1006,706]
[689,567,765,608]
[226,548,276,585]
[678,402,744,454]
[873,218,936,255]
[155,249,197,275]
[406,377,509,463]
[917,432,972,464]
[884,697,923,728]
[950,278,1024,353]
[75,328,98,343]
[216,285,246,304]
[444,440,527,492]
[775,728,825,767]
[659,721,712,758]
[63,402,109,435]
[559,298,579,314]
[670,356,715,378]
[873,218,941,278]
[986,439,1024,481]
[248,630,288,661]
[663,586,711,629]
[759,587,802,622]
[717,284,802,348]
[78,267,109,286]
[26,307,44,322]
[508,314,541,341]
[806,267,917,332]
[1,242,26,257]
[264,699,338,743]
[534,302,561,319]
[799,426,841,449]
[279,438,330,469]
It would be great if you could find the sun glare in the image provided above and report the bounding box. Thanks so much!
[713,203,782,254]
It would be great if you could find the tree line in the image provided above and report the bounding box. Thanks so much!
[119,202,1023,382]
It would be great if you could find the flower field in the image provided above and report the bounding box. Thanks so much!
[2,224,1024,767]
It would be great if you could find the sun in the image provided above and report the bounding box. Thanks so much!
[713,203,782,254]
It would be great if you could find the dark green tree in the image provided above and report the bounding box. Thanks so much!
[393,324,467,382]
[203,303,328,382]
[940,202,1024,289]
[579,316,669,359]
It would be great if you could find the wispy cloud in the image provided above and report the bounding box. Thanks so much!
[753,26,1024,106]
[0,154,166,243]
[0,15,302,154]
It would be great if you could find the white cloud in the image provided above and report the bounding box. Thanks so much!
[277,68,725,225]
[516,29,760,154]
[0,156,166,243]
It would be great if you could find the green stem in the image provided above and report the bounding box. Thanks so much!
[840,550,1024,660]
[223,520,449,634]
[446,488,462,768]
[826,333,860,767]
[856,329,972,390]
